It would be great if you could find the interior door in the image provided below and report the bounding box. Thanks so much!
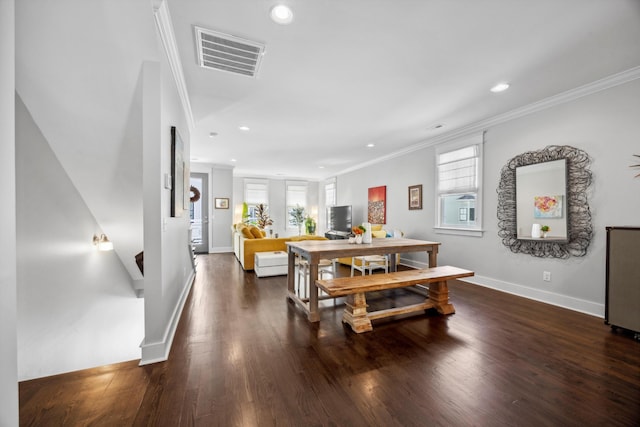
[190,173,209,253]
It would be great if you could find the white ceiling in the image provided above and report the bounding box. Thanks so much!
[170,0,640,180]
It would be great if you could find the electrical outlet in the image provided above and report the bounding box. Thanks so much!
[543,271,551,282]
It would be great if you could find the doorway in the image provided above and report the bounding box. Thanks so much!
[190,173,209,253]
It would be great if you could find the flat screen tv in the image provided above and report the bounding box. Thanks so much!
[327,205,352,233]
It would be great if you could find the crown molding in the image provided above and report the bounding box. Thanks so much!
[153,1,195,130]
[333,66,640,178]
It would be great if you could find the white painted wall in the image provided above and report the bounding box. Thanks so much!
[15,96,144,380]
[140,49,194,364]
[211,165,234,252]
[336,78,640,317]
[15,0,159,287]
[0,0,19,423]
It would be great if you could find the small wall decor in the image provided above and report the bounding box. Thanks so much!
[368,186,386,224]
[497,145,592,258]
[170,126,184,217]
[189,186,201,203]
[215,198,229,209]
[408,184,422,210]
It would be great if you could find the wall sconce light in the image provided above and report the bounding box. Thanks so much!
[93,234,114,251]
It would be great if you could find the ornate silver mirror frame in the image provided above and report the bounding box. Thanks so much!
[497,145,592,258]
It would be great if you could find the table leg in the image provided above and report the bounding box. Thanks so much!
[388,253,397,272]
[308,261,320,322]
[428,246,438,267]
[287,250,295,295]
[429,280,455,314]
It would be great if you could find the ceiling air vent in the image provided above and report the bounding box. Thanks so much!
[195,27,265,78]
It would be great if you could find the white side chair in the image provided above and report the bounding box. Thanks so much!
[296,258,335,298]
[350,255,389,276]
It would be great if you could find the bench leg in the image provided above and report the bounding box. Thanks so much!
[428,280,455,315]
[343,292,373,333]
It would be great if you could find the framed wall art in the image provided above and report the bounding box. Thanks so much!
[368,185,386,224]
[170,126,184,217]
[408,184,422,210]
[215,198,229,209]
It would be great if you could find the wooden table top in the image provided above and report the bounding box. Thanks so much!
[286,238,440,261]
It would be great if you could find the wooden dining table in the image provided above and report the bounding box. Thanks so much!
[285,238,440,322]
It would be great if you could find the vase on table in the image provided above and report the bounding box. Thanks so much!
[355,235,363,244]
[362,222,372,244]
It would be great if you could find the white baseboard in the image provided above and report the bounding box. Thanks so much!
[398,257,604,318]
[209,246,232,253]
[463,275,604,318]
[139,269,196,365]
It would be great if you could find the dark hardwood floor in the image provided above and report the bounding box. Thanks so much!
[20,253,640,426]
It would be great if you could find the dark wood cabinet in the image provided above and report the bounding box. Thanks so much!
[605,227,640,338]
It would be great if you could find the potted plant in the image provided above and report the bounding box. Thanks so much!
[241,202,250,224]
[289,205,306,235]
[304,216,316,235]
[541,225,550,238]
[255,203,273,230]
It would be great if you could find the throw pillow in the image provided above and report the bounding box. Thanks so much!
[240,226,254,239]
[249,226,264,239]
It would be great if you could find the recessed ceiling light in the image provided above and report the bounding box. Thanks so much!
[367,143,375,148]
[231,158,237,162]
[209,132,218,138]
[490,82,510,93]
[270,4,293,24]
[238,126,250,131]
[318,166,325,169]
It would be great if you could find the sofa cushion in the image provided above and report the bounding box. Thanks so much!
[249,226,264,239]
[240,226,254,239]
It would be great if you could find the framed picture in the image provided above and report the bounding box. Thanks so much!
[368,186,386,224]
[170,126,184,217]
[408,184,422,210]
[215,198,229,209]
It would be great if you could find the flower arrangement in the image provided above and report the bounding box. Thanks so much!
[352,225,366,235]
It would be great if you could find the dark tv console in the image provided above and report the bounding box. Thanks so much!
[325,230,350,240]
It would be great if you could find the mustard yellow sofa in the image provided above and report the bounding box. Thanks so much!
[232,224,327,271]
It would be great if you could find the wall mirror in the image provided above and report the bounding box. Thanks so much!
[516,159,568,241]
[497,145,592,259]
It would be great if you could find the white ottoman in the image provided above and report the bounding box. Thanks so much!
[254,251,288,277]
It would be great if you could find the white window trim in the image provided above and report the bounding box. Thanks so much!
[434,133,485,237]
[286,180,308,229]
[324,177,337,207]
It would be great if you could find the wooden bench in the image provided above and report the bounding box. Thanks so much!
[316,266,474,333]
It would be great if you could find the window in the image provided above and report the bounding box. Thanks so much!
[286,181,307,228]
[244,179,268,224]
[324,178,336,207]
[435,134,483,236]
